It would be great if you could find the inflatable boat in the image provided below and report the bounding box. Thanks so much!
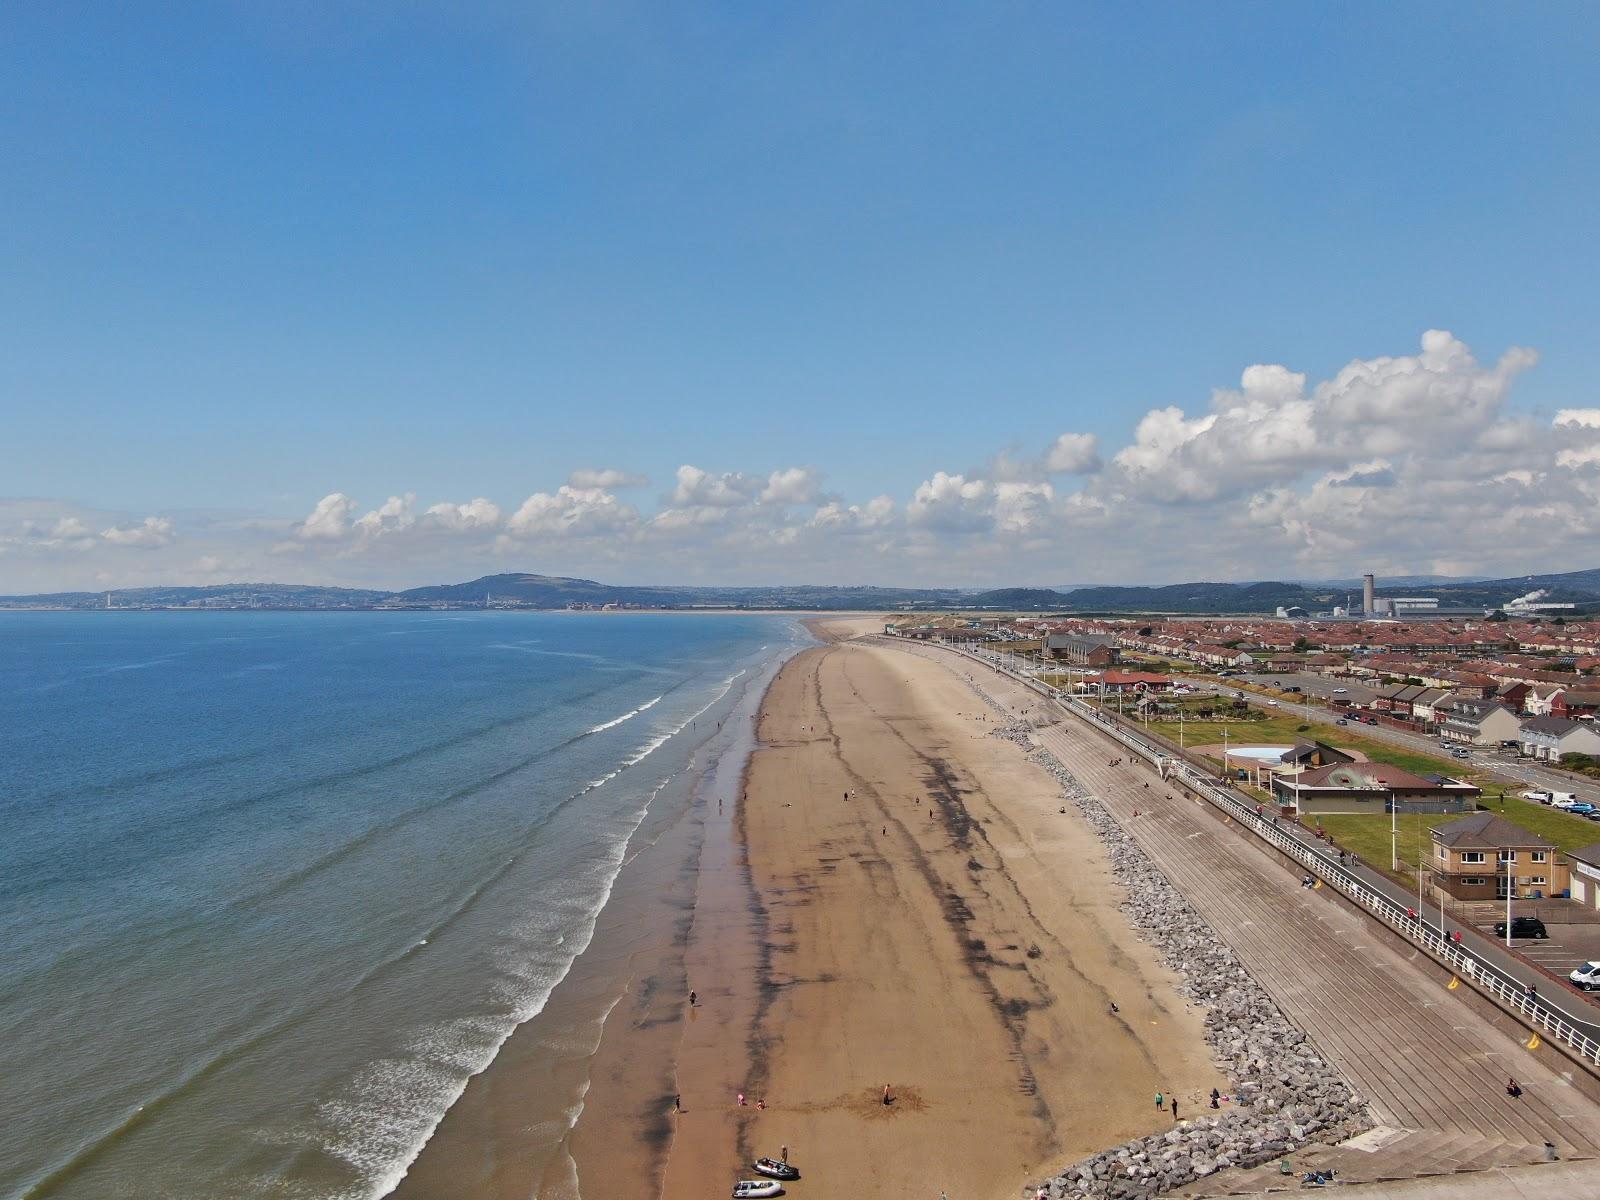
[751,1158,799,1180]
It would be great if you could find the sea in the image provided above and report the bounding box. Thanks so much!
[0,610,810,1200]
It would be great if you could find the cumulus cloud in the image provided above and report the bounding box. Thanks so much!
[506,485,638,538]
[100,516,176,548]
[297,493,359,540]
[423,498,503,530]
[568,468,647,489]
[15,330,1600,591]
[669,465,761,508]
[760,467,821,505]
[1044,432,1102,474]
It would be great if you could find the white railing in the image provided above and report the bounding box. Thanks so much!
[925,639,1600,1067]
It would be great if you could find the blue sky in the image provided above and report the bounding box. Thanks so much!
[4,3,1600,589]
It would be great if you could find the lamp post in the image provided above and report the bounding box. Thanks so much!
[1390,797,1399,873]
[1505,858,1514,948]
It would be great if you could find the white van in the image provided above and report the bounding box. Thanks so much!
[1550,793,1581,809]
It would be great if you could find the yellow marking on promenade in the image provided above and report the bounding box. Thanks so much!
[1447,976,1460,990]
[1528,1033,1543,1050]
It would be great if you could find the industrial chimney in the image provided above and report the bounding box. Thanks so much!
[1362,574,1376,616]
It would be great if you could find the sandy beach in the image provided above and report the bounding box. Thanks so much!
[396,620,1221,1199]
[649,622,1221,1199]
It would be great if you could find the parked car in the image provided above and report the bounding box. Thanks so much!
[1336,719,1349,726]
[1332,686,1349,694]
[1493,916,1549,939]
[1571,802,1597,816]
[1571,961,1600,990]
[1364,716,1379,725]
[1552,795,1582,811]
[1265,699,1279,706]
[1522,789,1553,803]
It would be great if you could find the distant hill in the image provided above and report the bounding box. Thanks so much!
[396,573,970,610]
[9,566,1600,614]
[0,583,391,609]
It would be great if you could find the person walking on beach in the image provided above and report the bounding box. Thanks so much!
[688,989,696,1007]
[1210,1087,1220,1109]
[883,1083,894,1106]
[673,1093,681,1112]
[1155,1091,1164,1111]
[1171,1097,1180,1120]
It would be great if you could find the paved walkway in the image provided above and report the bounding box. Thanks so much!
[885,640,1600,1186]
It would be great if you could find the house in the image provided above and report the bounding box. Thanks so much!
[1189,644,1256,668]
[1270,762,1479,816]
[1046,633,1120,667]
[1372,683,1448,719]
[1566,844,1600,910]
[1495,681,1532,712]
[1518,716,1600,763]
[1277,740,1355,769]
[1409,689,1453,724]
[1552,690,1600,720]
[1438,698,1523,746]
[1430,812,1567,901]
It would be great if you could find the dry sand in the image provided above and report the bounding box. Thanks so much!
[654,627,1222,1199]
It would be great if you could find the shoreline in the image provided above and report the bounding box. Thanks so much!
[389,631,808,1200]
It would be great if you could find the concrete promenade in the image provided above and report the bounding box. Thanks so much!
[889,639,1600,1188]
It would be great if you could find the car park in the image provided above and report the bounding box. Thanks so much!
[1493,916,1548,939]
[1572,962,1600,990]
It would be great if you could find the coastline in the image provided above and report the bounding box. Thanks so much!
[389,627,806,1200]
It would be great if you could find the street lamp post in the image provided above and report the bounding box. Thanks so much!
[1505,859,1514,948]
[1390,798,1399,872]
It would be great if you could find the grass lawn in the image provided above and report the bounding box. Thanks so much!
[1316,812,1436,877]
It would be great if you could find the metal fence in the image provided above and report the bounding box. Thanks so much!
[931,638,1600,1067]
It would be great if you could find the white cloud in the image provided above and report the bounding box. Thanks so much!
[423,498,503,530]
[568,468,647,489]
[1044,432,1102,474]
[506,485,638,538]
[297,493,359,540]
[352,494,416,538]
[13,330,1600,591]
[760,467,821,505]
[669,465,761,508]
[100,516,176,548]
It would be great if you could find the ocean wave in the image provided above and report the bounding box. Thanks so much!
[584,695,661,735]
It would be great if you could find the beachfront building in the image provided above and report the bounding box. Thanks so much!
[1430,812,1568,901]
[1518,716,1600,763]
[1567,844,1600,910]
[1045,633,1120,666]
[1270,762,1480,817]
